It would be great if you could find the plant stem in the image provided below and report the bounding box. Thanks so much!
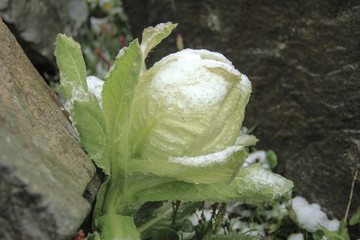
[102,152,126,214]
[98,213,140,240]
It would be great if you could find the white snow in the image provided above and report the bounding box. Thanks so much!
[63,76,103,115]
[62,83,88,113]
[291,196,340,232]
[188,209,213,226]
[150,49,243,114]
[288,233,304,240]
[186,196,339,239]
[168,145,243,166]
[86,76,104,108]
[246,166,288,193]
[239,223,266,238]
[243,150,270,169]
[239,127,249,134]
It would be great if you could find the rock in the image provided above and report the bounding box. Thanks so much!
[0,18,97,240]
[0,0,88,76]
[122,0,360,223]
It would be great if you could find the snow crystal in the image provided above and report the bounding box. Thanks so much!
[168,145,242,166]
[292,196,340,232]
[288,233,304,240]
[86,76,104,108]
[150,49,241,114]
[243,150,270,169]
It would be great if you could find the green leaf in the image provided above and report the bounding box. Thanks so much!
[97,214,140,240]
[102,39,142,128]
[102,39,142,160]
[141,22,178,59]
[127,164,293,204]
[127,148,248,184]
[55,34,87,101]
[135,201,198,239]
[93,176,110,227]
[349,206,360,225]
[266,150,278,170]
[72,98,109,174]
[153,228,179,240]
[134,201,167,228]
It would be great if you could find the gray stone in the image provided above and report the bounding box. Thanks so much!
[0,0,88,75]
[0,18,97,240]
[122,0,360,224]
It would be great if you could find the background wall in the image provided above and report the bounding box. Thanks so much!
[123,0,360,224]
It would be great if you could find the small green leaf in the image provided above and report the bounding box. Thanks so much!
[127,164,293,204]
[72,98,109,174]
[313,230,324,240]
[181,219,194,233]
[55,34,87,101]
[153,228,179,240]
[268,211,289,233]
[86,231,101,240]
[266,150,278,170]
[136,201,198,239]
[141,22,178,59]
[349,206,360,225]
[320,225,350,240]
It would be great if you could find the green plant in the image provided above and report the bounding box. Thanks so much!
[55,22,293,240]
[81,0,132,76]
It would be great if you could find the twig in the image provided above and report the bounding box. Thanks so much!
[95,24,111,70]
[95,47,111,70]
[343,168,359,228]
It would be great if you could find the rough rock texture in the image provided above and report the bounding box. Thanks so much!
[0,18,97,240]
[0,0,88,76]
[123,0,360,224]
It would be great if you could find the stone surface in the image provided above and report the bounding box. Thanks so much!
[123,0,360,225]
[0,18,97,240]
[0,0,88,76]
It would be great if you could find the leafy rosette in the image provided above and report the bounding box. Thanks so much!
[128,48,257,184]
[55,22,293,240]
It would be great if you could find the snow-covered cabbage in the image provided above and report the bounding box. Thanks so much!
[129,49,256,169]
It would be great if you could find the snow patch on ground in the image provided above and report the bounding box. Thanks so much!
[292,196,340,232]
